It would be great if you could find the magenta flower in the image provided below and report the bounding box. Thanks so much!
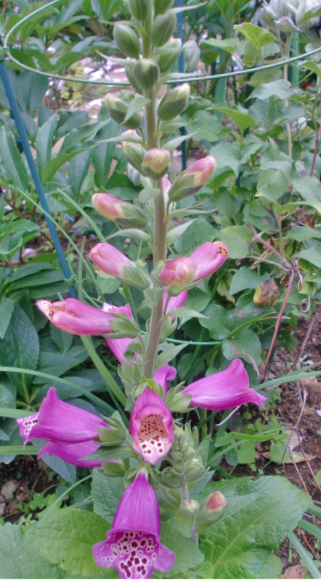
[158,256,196,286]
[185,155,216,186]
[103,302,135,363]
[92,193,125,221]
[38,440,102,468]
[162,175,171,197]
[36,298,121,336]
[93,469,175,579]
[153,364,177,396]
[16,387,107,446]
[89,243,132,277]
[130,388,174,464]
[181,359,267,410]
[163,289,188,318]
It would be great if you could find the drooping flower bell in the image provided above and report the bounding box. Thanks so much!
[130,388,174,464]
[158,241,229,287]
[93,468,175,579]
[36,298,129,336]
[16,387,107,467]
[89,243,132,277]
[181,359,267,410]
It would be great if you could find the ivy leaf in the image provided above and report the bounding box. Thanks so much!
[198,476,310,579]
[27,509,117,578]
[92,469,124,524]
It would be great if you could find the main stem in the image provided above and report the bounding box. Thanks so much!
[142,16,167,379]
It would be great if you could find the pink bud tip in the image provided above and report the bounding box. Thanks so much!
[92,193,125,221]
[205,492,227,512]
[186,155,216,186]
[158,256,196,286]
[213,240,229,258]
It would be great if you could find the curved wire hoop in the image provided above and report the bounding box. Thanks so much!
[3,0,321,86]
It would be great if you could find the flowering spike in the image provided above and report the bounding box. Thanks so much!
[181,359,267,410]
[142,148,171,180]
[130,388,174,464]
[36,298,121,336]
[89,243,132,277]
[93,469,175,579]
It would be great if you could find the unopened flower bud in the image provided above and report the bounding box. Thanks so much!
[180,499,200,516]
[142,148,170,180]
[184,457,205,482]
[124,59,143,94]
[254,278,280,307]
[134,58,160,91]
[93,192,148,229]
[105,94,141,129]
[156,38,182,73]
[122,130,145,173]
[161,467,181,488]
[168,155,216,201]
[98,425,126,446]
[128,163,141,184]
[114,23,141,58]
[151,12,177,47]
[158,84,190,122]
[158,256,196,286]
[128,0,150,21]
[154,0,174,15]
[197,491,227,525]
[184,40,200,73]
[161,486,181,508]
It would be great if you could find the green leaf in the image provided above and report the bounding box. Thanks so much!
[284,226,321,242]
[198,476,310,579]
[36,114,58,178]
[92,469,124,524]
[293,176,321,214]
[0,445,42,455]
[0,126,29,191]
[0,298,14,339]
[230,267,269,295]
[42,150,89,183]
[200,304,232,340]
[68,150,91,198]
[210,142,242,176]
[297,247,321,268]
[174,218,216,255]
[213,106,256,133]
[0,305,39,397]
[156,343,187,367]
[235,23,276,49]
[0,523,72,579]
[92,119,120,189]
[27,509,117,578]
[201,38,237,54]
[160,521,204,577]
[258,554,283,579]
[164,307,207,320]
[260,140,292,174]
[257,169,290,202]
[219,225,252,259]
[250,80,294,101]
[236,441,256,464]
[124,95,150,123]
[298,3,321,23]
[223,327,261,365]
[0,407,32,419]
[10,71,48,117]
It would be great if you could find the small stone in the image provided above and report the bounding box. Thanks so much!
[284,564,306,579]
[1,480,18,500]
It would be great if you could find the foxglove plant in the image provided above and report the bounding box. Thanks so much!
[19,1,270,578]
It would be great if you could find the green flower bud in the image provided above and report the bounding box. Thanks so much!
[151,12,177,47]
[156,38,182,73]
[122,130,146,173]
[102,460,127,477]
[162,486,181,508]
[98,425,126,446]
[114,23,141,59]
[133,58,160,91]
[124,59,143,94]
[158,83,190,121]
[180,499,200,516]
[161,467,182,488]
[105,94,141,129]
[184,39,200,73]
[184,457,205,482]
[197,491,227,525]
[128,0,150,20]
[142,148,170,180]
[154,0,174,16]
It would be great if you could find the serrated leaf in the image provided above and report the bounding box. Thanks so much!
[92,469,124,523]
[27,509,117,578]
[198,476,310,579]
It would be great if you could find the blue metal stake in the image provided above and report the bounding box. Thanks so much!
[0,50,77,298]
[177,0,187,171]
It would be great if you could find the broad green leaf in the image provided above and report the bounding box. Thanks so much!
[92,469,124,523]
[222,327,261,365]
[10,71,48,117]
[92,119,120,189]
[174,218,216,255]
[27,509,117,578]
[198,476,310,579]
[230,267,270,295]
[260,140,292,174]
[200,304,232,340]
[259,554,283,579]
[0,297,14,339]
[302,60,321,78]
[285,226,321,242]
[160,521,204,577]
[257,168,290,202]
[219,225,252,259]
[213,107,256,133]
[297,247,321,268]
[235,23,276,49]
[250,80,294,101]
[210,142,242,176]
[68,150,91,198]
[42,150,89,183]
[0,444,41,455]
[201,37,237,54]
[0,407,31,419]
[123,95,150,123]
[0,523,72,579]
[36,114,58,178]
[293,176,321,213]
[0,126,29,190]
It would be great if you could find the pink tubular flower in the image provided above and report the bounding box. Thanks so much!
[163,289,188,317]
[89,243,132,277]
[130,388,174,464]
[158,256,196,286]
[92,193,125,221]
[185,155,216,186]
[93,469,175,579]
[190,241,229,282]
[153,364,177,396]
[103,302,135,363]
[38,440,102,468]
[36,298,119,336]
[181,359,267,410]
[162,175,171,197]
[16,387,107,446]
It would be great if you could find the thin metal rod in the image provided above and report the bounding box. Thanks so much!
[0,53,77,297]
